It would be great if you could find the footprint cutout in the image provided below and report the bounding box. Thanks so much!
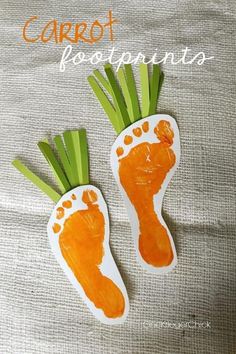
[48,186,129,324]
[111,114,180,274]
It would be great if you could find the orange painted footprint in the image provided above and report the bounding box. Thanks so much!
[111,115,180,273]
[13,129,129,324]
[49,186,128,323]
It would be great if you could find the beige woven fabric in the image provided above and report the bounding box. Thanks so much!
[0,0,236,353]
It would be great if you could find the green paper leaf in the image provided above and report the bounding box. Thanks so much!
[71,130,89,185]
[139,63,150,118]
[54,135,74,186]
[104,64,130,130]
[157,71,164,101]
[12,159,61,203]
[149,64,160,115]
[38,141,71,194]
[93,69,112,95]
[124,64,141,121]
[88,75,121,133]
[78,129,89,185]
[63,131,80,187]
[117,68,133,119]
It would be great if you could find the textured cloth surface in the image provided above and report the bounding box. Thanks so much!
[0,1,236,353]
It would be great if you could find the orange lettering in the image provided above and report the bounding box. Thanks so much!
[104,10,118,41]
[90,20,104,44]
[22,16,39,43]
[22,11,118,45]
[41,20,58,43]
[74,22,92,44]
[59,22,74,43]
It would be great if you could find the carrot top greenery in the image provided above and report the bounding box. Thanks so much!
[88,63,164,134]
[12,129,89,203]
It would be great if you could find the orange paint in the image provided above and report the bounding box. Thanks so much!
[71,194,77,200]
[56,207,65,220]
[116,147,124,157]
[53,223,61,233]
[133,127,142,137]
[82,189,97,204]
[62,200,72,209]
[118,120,175,267]
[124,135,133,145]
[154,120,174,145]
[59,190,125,318]
[142,121,149,132]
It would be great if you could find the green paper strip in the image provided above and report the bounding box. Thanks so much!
[73,129,89,185]
[124,64,141,122]
[38,141,71,194]
[63,131,80,187]
[149,64,161,115]
[12,159,61,203]
[88,75,121,134]
[54,135,75,186]
[157,71,164,101]
[139,63,150,118]
[117,68,133,119]
[78,130,89,185]
[93,69,112,95]
[104,64,130,130]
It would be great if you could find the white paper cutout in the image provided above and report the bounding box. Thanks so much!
[111,114,180,274]
[47,185,129,324]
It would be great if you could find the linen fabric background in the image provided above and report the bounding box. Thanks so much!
[0,0,235,353]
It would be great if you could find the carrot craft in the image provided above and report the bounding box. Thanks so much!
[88,64,180,273]
[12,129,129,324]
